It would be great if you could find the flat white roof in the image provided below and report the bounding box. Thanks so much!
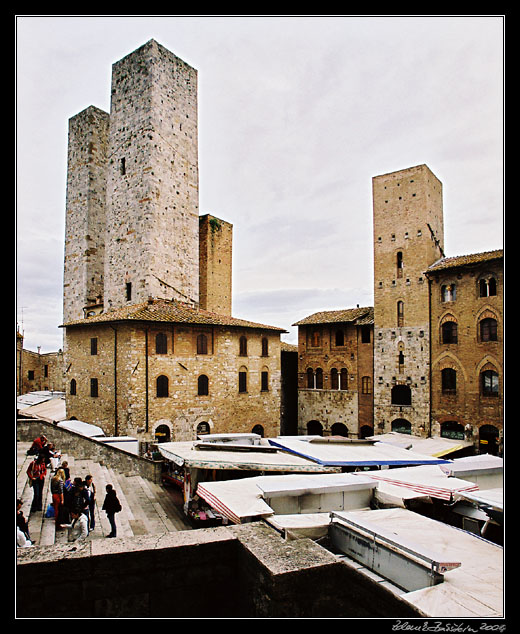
[332,507,503,618]
[158,441,341,472]
[269,437,452,467]
[367,431,473,457]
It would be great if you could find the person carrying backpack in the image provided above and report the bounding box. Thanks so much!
[102,484,122,538]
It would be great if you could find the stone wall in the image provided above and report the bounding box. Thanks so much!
[16,521,424,618]
[17,419,162,483]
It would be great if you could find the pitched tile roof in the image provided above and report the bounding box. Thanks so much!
[427,249,503,273]
[293,306,374,327]
[61,298,287,332]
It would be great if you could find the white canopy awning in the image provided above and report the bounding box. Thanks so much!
[354,464,479,501]
[367,432,473,457]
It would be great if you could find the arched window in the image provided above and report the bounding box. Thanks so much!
[261,369,269,392]
[441,368,457,394]
[397,301,404,327]
[239,367,248,393]
[315,367,323,389]
[479,277,497,297]
[441,421,465,440]
[480,318,498,342]
[391,384,411,406]
[481,370,499,397]
[396,251,403,278]
[156,375,169,398]
[335,329,345,346]
[340,368,348,390]
[306,368,314,389]
[307,420,323,436]
[330,368,339,390]
[197,333,208,355]
[154,424,170,443]
[391,418,411,434]
[261,337,269,357]
[331,423,348,437]
[155,332,167,354]
[197,422,210,436]
[252,424,264,437]
[239,336,248,356]
[198,374,209,396]
[441,321,458,344]
[70,379,77,396]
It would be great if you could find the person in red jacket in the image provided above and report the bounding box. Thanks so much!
[27,455,47,512]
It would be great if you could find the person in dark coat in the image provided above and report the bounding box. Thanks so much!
[102,484,122,538]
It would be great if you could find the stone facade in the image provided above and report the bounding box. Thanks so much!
[427,251,503,452]
[61,40,285,445]
[63,303,283,443]
[16,331,64,394]
[294,164,502,452]
[372,164,445,436]
[293,308,374,437]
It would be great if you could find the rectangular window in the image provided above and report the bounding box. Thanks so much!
[239,371,247,393]
[90,337,98,355]
[90,378,99,398]
[28,370,35,380]
[44,364,49,377]
[120,157,126,175]
[261,371,269,392]
[126,282,132,301]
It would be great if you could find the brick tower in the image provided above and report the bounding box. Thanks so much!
[103,39,200,310]
[372,164,444,435]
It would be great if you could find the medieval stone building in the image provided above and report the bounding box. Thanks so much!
[61,40,285,445]
[295,164,503,454]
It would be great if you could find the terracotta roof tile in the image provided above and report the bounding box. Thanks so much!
[293,306,374,327]
[61,298,287,332]
[427,249,503,273]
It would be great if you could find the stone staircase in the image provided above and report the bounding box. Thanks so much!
[17,442,192,546]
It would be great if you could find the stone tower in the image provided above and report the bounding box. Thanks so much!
[104,39,199,310]
[198,214,233,315]
[372,164,444,435]
[63,106,109,324]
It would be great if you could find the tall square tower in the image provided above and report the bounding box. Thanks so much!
[104,39,200,309]
[372,164,444,435]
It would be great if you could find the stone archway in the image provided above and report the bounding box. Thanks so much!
[479,424,500,455]
[307,420,323,436]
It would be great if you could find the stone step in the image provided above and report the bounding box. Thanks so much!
[17,442,193,547]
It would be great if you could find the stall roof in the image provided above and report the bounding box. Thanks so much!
[455,487,503,512]
[17,391,65,410]
[158,441,341,472]
[57,420,106,438]
[354,464,480,501]
[196,472,376,525]
[18,396,66,423]
[367,432,473,457]
[268,437,452,467]
[332,508,503,618]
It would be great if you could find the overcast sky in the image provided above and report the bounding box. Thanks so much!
[16,15,504,352]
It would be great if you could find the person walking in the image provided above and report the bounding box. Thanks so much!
[26,455,47,512]
[102,484,122,538]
